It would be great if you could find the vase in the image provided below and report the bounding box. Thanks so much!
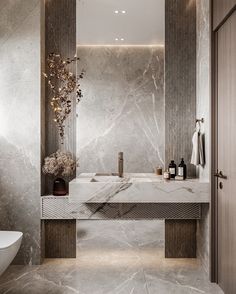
[53,178,67,196]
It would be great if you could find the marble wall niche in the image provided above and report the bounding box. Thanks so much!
[0,0,43,264]
[76,46,164,174]
[196,0,210,276]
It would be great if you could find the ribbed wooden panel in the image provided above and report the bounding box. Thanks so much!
[165,0,196,177]
[45,0,76,194]
[44,220,76,258]
[165,219,197,258]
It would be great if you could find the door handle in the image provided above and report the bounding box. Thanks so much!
[214,171,227,179]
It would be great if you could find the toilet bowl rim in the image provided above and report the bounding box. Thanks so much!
[0,231,23,250]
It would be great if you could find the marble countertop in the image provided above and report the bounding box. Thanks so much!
[68,173,210,204]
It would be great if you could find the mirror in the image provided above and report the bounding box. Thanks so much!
[76,0,165,174]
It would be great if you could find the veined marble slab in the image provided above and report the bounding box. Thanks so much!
[69,173,210,203]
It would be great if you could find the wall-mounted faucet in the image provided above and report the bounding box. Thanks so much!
[118,152,124,177]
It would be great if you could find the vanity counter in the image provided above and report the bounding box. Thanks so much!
[69,173,209,204]
[42,173,209,258]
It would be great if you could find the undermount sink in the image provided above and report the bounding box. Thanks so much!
[91,173,122,183]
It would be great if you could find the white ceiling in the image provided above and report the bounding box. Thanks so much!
[76,0,165,45]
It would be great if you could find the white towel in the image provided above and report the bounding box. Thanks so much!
[191,129,205,167]
[191,130,199,165]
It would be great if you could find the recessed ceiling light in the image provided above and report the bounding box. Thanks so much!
[121,10,126,14]
[114,10,119,14]
[121,38,124,41]
[115,38,119,41]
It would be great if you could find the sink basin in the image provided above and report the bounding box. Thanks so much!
[95,173,118,176]
[91,173,123,183]
[90,173,162,183]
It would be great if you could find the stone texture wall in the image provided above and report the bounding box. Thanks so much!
[196,0,210,182]
[196,0,211,276]
[0,0,43,265]
[76,46,164,174]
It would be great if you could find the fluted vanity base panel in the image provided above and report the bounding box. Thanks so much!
[44,220,76,258]
[165,220,197,258]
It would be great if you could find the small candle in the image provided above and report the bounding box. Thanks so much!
[155,167,163,175]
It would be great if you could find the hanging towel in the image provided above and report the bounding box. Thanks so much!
[191,130,199,165]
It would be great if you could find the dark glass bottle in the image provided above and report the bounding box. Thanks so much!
[178,158,187,180]
[168,160,177,179]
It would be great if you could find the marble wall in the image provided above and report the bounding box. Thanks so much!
[196,0,210,182]
[196,0,211,277]
[0,0,43,264]
[76,46,164,174]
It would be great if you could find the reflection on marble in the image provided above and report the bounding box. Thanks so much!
[0,221,223,294]
[197,204,210,275]
[76,46,164,175]
[69,173,209,203]
[0,0,41,264]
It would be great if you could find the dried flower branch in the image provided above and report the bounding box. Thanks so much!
[42,150,76,178]
[44,53,84,141]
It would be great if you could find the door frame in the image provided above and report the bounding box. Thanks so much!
[210,2,236,283]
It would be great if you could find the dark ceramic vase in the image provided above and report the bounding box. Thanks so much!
[53,178,67,196]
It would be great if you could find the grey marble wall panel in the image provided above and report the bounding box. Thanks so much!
[196,0,210,276]
[197,0,210,182]
[197,204,210,275]
[0,0,42,264]
[76,46,164,174]
[165,0,196,177]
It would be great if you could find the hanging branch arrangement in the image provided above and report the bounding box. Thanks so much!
[44,53,84,142]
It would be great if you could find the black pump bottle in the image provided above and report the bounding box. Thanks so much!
[168,160,177,179]
[178,158,187,180]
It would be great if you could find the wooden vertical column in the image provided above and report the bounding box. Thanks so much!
[44,220,76,258]
[165,219,197,258]
[165,0,196,177]
[45,0,76,194]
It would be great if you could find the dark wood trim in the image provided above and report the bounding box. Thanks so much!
[210,27,218,282]
[165,220,196,258]
[210,0,216,281]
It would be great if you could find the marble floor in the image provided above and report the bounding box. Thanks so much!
[0,221,223,294]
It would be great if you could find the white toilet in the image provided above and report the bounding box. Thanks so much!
[0,231,23,276]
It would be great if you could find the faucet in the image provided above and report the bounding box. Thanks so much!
[118,152,124,177]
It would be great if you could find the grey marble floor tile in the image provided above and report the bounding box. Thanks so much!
[0,221,223,294]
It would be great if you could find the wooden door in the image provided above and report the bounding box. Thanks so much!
[217,10,236,294]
